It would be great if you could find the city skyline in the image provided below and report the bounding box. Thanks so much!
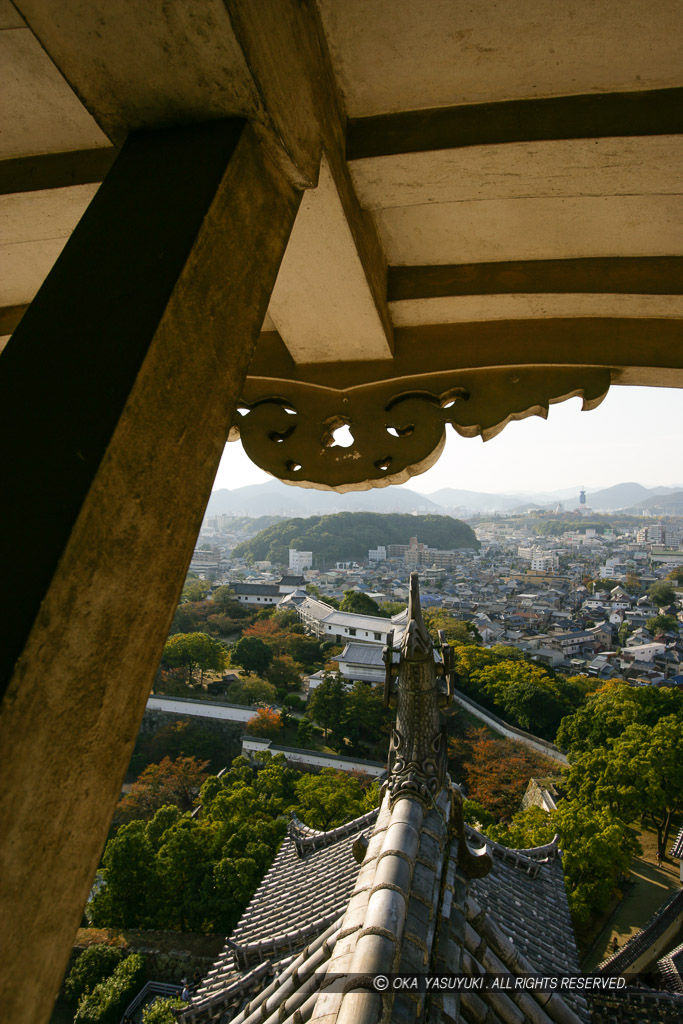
[213,385,683,496]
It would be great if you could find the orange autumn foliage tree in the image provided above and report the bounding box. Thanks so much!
[246,707,283,740]
[116,756,209,823]
[449,726,557,821]
[243,618,292,656]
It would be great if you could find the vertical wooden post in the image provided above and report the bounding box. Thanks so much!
[0,119,301,1024]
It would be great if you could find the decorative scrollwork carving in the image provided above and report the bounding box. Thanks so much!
[230,367,610,491]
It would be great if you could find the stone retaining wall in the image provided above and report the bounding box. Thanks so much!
[140,708,243,761]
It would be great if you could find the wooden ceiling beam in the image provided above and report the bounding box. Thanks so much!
[0,149,117,196]
[388,257,683,300]
[249,318,683,390]
[347,87,683,160]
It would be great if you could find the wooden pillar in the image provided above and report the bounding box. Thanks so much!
[0,119,301,1024]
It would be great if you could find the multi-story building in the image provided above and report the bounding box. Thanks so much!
[289,549,313,573]
[188,547,221,576]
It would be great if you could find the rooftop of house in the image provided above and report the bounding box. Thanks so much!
[232,583,283,596]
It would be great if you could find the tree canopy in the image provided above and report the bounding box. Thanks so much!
[294,768,378,830]
[564,714,683,856]
[90,754,379,934]
[648,580,677,607]
[646,614,679,634]
[180,576,212,603]
[162,632,226,684]
[555,681,683,757]
[339,590,382,616]
[448,643,593,741]
[229,635,273,676]
[447,724,557,820]
[423,607,482,645]
[246,707,283,739]
[307,674,346,741]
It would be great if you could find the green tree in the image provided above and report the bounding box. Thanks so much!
[74,953,146,1024]
[129,718,229,776]
[380,600,406,616]
[162,632,226,685]
[485,805,558,849]
[593,578,620,594]
[646,614,679,634]
[565,715,683,856]
[648,580,676,607]
[155,818,217,931]
[307,674,346,740]
[556,802,639,924]
[623,573,642,595]
[343,681,386,750]
[211,585,242,613]
[297,717,315,746]
[181,577,212,603]
[556,680,683,757]
[339,590,381,616]
[266,654,303,690]
[424,607,482,644]
[284,634,323,669]
[91,755,295,935]
[666,567,683,585]
[618,621,631,647]
[294,768,378,830]
[469,660,569,739]
[64,945,125,1006]
[142,998,186,1023]
[462,799,495,832]
[226,675,277,706]
[229,635,273,676]
[89,821,158,928]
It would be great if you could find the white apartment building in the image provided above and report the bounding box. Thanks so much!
[289,549,313,573]
[531,553,559,573]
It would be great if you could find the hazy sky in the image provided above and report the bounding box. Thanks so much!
[213,385,682,496]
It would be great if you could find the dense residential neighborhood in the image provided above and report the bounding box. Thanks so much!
[195,500,683,688]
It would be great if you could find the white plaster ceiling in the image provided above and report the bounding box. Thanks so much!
[375,195,683,265]
[390,294,683,327]
[349,136,683,209]
[0,185,99,305]
[0,17,109,159]
[317,0,683,115]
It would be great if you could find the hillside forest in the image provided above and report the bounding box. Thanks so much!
[232,511,479,566]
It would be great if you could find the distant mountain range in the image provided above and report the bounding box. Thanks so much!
[207,480,442,517]
[207,480,683,518]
